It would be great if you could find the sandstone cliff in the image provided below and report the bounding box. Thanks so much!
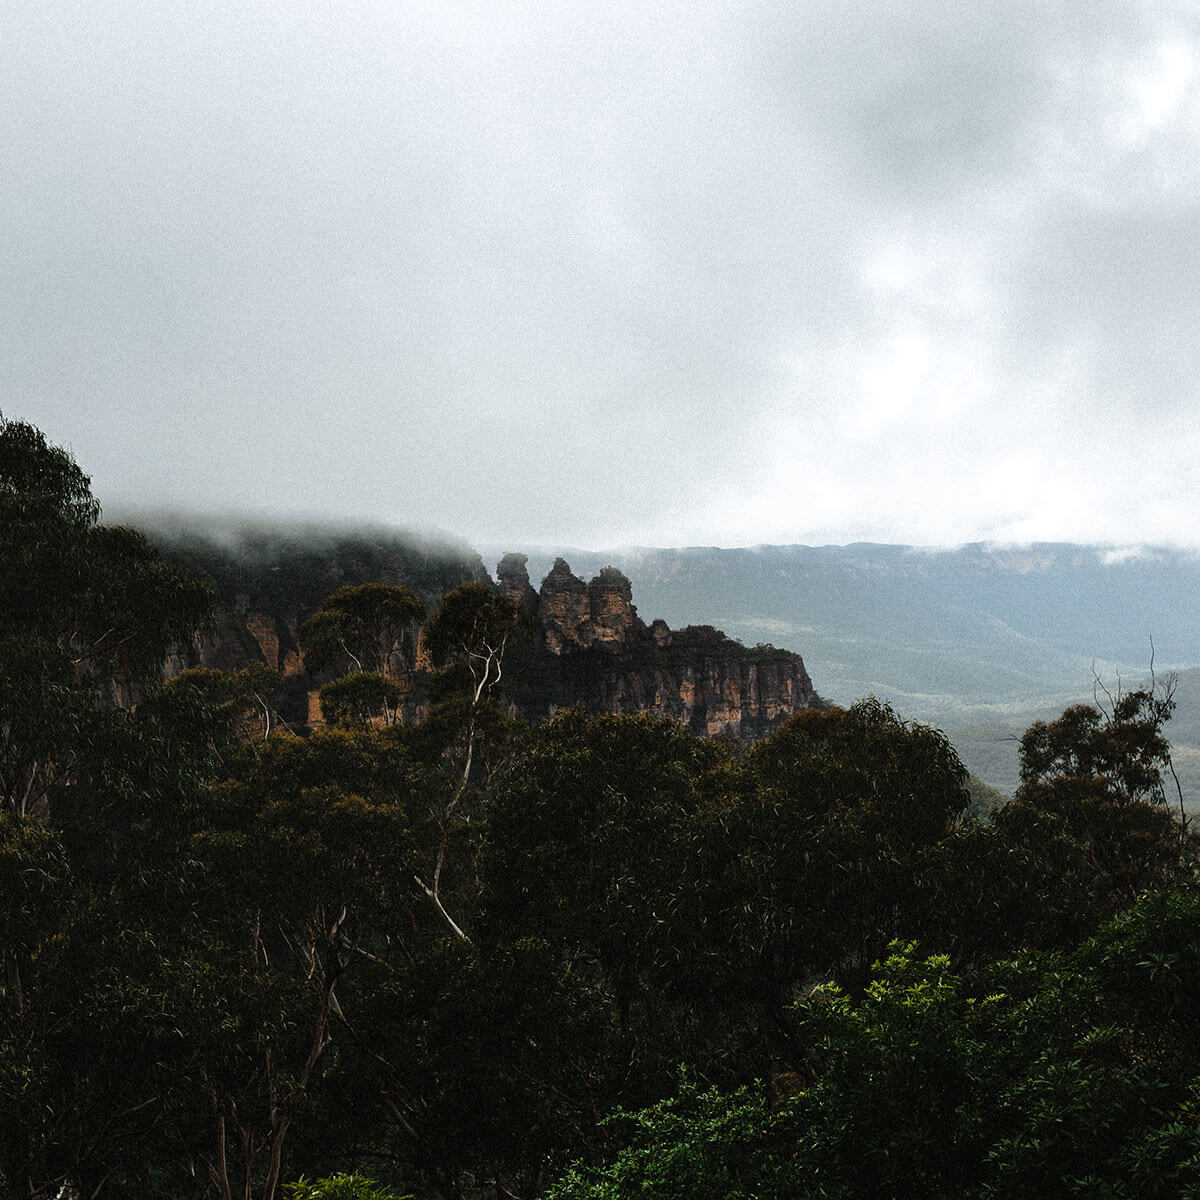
[153,521,488,724]
[152,527,817,742]
[502,555,817,742]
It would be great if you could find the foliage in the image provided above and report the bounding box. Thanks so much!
[319,671,405,727]
[349,937,616,1198]
[421,581,530,701]
[551,890,1200,1199]
[656,623,796,666]
[1020,686,1177,806]
[0,638,93,817]
[287,1176,411,1200]
[913,802,1099,965]
[1015,685,1194,915]
[545,1079,785,1200]
[0,412,213,820]
[161,663,284,744]
[157,725,434,1200]
[701,698,971,995]
[0,413,212,690]
[412,584,533,943]
[157,524,476,619]
[481,710,737,1021]
[302,583,425,679]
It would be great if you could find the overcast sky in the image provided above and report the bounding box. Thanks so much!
[4,1,1200,550]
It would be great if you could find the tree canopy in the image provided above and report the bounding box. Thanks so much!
[301,583,426,680]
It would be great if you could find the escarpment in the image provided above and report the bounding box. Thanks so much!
[156,530,817,742]
[153,522,488,724]
[501,555,817,742]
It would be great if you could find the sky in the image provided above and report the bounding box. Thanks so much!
[4,0,1200,551]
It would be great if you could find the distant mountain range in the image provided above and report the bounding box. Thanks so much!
[487,542,1200,805]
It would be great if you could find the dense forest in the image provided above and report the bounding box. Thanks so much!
[2,413,1199,1199]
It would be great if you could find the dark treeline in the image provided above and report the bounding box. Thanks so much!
[2,413,1198,1199]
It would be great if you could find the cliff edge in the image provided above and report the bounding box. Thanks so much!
[500,554,817,742]
[156,528,818,742]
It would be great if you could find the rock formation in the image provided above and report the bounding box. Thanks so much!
[528,556,648,653]
[497,552,540,617]
[536,557,593,653]
[153,527,818,744]
[504,557,817,743]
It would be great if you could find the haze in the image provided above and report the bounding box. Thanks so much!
[5,1,1199,549]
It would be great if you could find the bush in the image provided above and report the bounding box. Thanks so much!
[286,1174,411,1200]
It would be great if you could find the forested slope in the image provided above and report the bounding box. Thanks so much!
[4,414,1198,1199]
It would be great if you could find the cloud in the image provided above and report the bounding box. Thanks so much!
[3,0,1199,548]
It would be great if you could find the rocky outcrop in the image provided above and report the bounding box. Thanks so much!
[506,559,817,743]
[538,557,593,654]
[537,560,646,652]
[497,552,540,618]
[152,527,818,744]
[588,566,644,648]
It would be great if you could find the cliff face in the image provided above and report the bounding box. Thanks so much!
[157,529,817,743]
[504,557,817,743]
[154,523,489,725]
[544,651,815,740]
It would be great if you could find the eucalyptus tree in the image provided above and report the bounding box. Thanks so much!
[302,583,426,680]
[414,583,531,940]
[302,584,426,729]
[721,698,971,995]
[1012,682,1195,918]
